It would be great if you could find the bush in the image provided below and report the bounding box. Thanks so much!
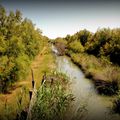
[0,6,43,93]
[76,29,92,46]
[68,41,84,53]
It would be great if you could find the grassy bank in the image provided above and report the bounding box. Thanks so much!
[31,71,73,120]
[68,52,120,95]
[0,43,55,120]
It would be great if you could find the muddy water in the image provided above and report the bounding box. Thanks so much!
[52,45,120,120]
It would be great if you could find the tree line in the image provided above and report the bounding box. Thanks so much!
[0,5,45,93]
[56,28,120,66]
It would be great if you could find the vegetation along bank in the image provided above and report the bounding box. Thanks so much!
[54,28,120,96]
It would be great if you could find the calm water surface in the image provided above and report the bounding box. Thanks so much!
[52,45,120,120]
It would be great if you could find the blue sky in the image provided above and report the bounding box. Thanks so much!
[1,0,120,38]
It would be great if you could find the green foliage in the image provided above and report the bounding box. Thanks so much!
[31,73,73,120]
[63,28,120,65]
[85,28,112,56]
[68,40,84,53]
[0,6,43,93]
[64,29,92,46]
[55,37,67,45]
[65,34,78,44]
[100,28,120,65]
[14,55,31,80]
[60,28,120,94]
[85,28,120,65]
[76,29,92,46]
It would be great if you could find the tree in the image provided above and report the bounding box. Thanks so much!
[0,6,43,93]
[77,29,92,46]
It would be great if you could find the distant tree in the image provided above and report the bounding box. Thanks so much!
[85,28,111,56]
[68,40,84,53]
[77,29,92,46]
[100,28,120,65]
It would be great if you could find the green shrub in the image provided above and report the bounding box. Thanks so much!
[0,6,43,93]
[31,73,73,120]
[68,41,84,53]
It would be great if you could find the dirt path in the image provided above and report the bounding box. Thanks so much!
[0,46,46,98]
[0,45,55,119]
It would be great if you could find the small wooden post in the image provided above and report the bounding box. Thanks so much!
[41,72,46,85]
[32,80,35,89]
[51,78,53,86]
[5,97,7,109]
[31,69,35,89]
[29,90,32,100]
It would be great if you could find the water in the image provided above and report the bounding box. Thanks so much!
[52,45,120,120]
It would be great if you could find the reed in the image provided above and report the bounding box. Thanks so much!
[31,72,74,120]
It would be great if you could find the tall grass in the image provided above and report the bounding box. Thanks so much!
[69,53,120,95]
[31,73,74,120]
[0,86,29,120]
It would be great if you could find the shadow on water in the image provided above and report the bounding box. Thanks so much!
[52,45,120,120]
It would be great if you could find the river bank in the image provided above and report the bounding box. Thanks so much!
[31,71,73,120]
[0,44,55,120]
[67,52,120,95]
[54,41,120,96]
[54,51,120,120]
